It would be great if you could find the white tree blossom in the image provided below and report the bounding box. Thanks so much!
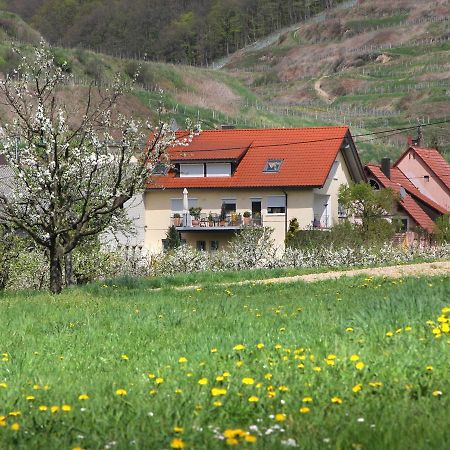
[0,42,196,293]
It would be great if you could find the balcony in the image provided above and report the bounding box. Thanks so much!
[171,213,263,231]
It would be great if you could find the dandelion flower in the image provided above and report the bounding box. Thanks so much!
[115,389,127,396]
[210,348,218,353]
[331,396,343,404]
[10,423,20,431]
[78,394,89,401]
[233,344,245,351]
[386,331,394,337]
[170,437,185,449]
[198,378,208,385]
[299,407,310,414]
[26,395,35,401]
[213,400,222,407]
[355,362,365,370]
[226,437,239,445]
[350,354,360,362]
[242,377,255,385]
[38,405,48,411]
[275,413,286,421]
[432,390,443,397]
[173,426,184,433]
[211,387,227,396]
[245,434,257,443]
[50,406,59,413]
[0,383,7,389]
[156,377,164,384]
[256,343,265,349]
[352,383,363,393]
[62,404,71,412]
[248,396,259,402]
[121,354,129,361]
[302,396,313,403]
[178,357,187,364]
[346,327,354,332]
[264,373,273,380]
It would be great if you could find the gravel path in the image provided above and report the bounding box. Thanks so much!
[170,261,450,291]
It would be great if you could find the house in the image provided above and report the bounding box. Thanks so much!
[395,146,450,211]
[365,155,449,235]
[144,127,366,253]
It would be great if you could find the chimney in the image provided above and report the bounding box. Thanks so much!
[381,157,391,179]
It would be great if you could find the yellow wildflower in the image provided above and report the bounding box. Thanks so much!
[121,354,129,361]
[331,396,343,404]
[242,377,255,385]
[350,354,360,362]
[256,343,265,349]
[302,396,313,403]
[198,378,208,385]
[115,389,127,396]
[299,407,310,414]
[245,435,257,443]
[355,362,365,370]
[352,383,363,393]
[211,387,227,396]
[38,405,48,411]
[10,422,20,431]
[275,413,286,421]
[233,344,245,351]
[248,395,259,402]
[173,426,184,433]
[432,390,443,397]
[170,437,185,449]
[62,404,71,412]
[156,377,164,384]
[178,357,188,363]
[78,394,89,401]
[50,406,59,413]
[213,400,222,407]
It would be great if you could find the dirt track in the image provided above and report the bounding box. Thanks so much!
[239,261,450,286]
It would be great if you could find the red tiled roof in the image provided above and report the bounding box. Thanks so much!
[148,127,350,189]
[365,164,436,233]
[395,146,450,191]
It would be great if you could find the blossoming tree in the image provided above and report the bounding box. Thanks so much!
[0,43,193,293]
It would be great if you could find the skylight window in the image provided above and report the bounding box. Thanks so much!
[263,159,283,173]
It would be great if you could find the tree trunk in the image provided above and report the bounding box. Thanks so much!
[64,252,76,287]
[49,245,63,294]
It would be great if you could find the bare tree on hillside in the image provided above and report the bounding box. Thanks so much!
[0,42,195,293]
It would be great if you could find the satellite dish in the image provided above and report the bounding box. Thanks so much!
[400,187,407,199]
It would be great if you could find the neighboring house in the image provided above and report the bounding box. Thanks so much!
[395,146,450,211]
[365,157,449,235]
[144,127,366,253]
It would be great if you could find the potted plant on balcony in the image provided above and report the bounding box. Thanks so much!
[243,211,251,225]
[219,204,227,226]
[173,212,181,227]
[189,206,202,226]
[208,212,214,227]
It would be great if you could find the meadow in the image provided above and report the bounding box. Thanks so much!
[0,273,449,449]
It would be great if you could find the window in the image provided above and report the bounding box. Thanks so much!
[263,159,283,173]
[369,179,380,190]
[152,162,169,175]
[424,175,430,182]
[171,198,198,214]
[196,240,206,251]
[206,163,231,177]
[221,199,236,213]
[180,164,204,178]
[210,240,219,251]
[267,196,286,214]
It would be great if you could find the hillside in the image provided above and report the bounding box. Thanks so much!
[4,0,345,66]
[1,2,450,165]
[220,0,450,162]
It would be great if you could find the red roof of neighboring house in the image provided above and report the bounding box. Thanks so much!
[148,127,351,189]
[390,167,448,215]
[395,146,450,191]
[365,164,437,233]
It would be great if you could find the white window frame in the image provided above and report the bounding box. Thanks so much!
[267,195,286,215]
[179,163,204,178]
[206,162,231,177]
[171,198,198,214]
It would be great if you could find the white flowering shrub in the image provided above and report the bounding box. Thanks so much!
[150,228,450,276]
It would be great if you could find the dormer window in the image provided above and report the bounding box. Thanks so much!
[263,159,283,173]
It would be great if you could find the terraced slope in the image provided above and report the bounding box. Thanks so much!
[221,0,450,162]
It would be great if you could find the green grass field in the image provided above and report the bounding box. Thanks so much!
[0,273,449,449]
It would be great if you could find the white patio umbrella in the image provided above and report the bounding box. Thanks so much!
[183,188,189,226]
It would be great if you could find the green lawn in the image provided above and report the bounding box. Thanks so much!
[0,274,449,449]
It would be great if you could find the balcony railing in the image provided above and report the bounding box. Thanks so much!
[171,213,263,229]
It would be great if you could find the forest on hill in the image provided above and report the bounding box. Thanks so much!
[4,0,343,65]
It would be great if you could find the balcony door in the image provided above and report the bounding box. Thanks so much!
[251,199,262,225]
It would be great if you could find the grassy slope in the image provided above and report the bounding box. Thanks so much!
[0,274,449,449]
[223,0,450,163]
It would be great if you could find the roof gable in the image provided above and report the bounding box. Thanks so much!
[395,146,450,191]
